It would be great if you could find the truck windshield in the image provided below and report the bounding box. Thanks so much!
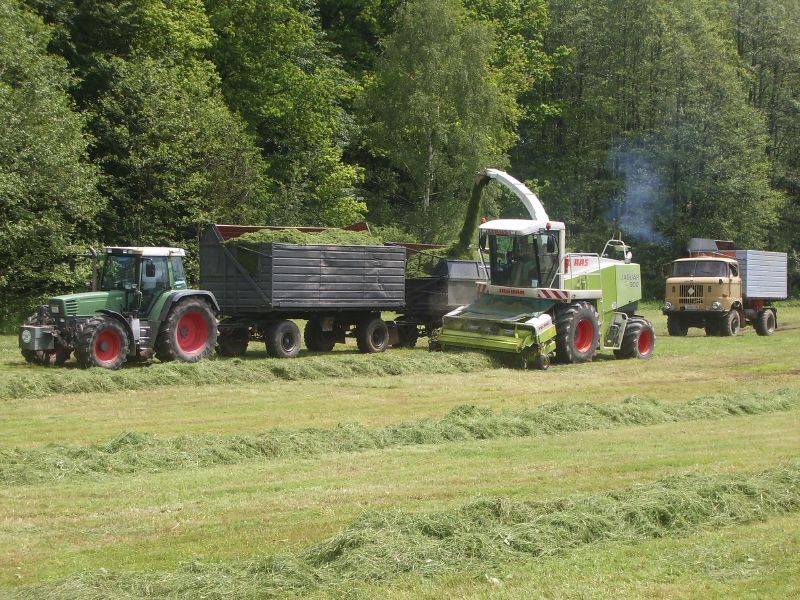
[672,260,729,277]
[100,255,138,290]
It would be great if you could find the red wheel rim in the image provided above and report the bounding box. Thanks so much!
[574,318,594,353]
[177,311,208,354]
[95,329,122,364]
[637,328,653,355]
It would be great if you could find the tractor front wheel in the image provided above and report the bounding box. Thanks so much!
[555,302,599,364]
[75,316,129,369]
[156,299,218,363]
[614,318,656,360]
[22,346,72,366]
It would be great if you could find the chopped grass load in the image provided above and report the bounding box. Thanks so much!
[225,228,385,247]
[3,390,796,485]
[13,463,800,599]
[0,351,499,401]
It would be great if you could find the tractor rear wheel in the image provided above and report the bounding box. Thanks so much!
[356,316,389,353]
[666,314,688,336]
[304,319,336,352]
[718,310,740,337]
[754,309,776,336]
[554,302,599,364]
[156,299,217,363]
[614,317,656,360]
[266,320,301,358]
[217,326,250,357]
[75,316,129,369]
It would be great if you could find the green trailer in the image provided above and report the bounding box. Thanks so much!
[434,169,655,369]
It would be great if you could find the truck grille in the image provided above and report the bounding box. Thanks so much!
[679,284,703,305]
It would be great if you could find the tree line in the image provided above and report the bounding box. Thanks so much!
[1,0,797,322]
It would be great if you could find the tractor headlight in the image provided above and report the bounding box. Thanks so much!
[711,301,721,310]
[663,301,672,311]
[49,303,60,315]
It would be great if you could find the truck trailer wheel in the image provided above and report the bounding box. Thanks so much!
[156,299,218,363]
[304,319,336,352]
[666,314,688,336]
[356,316,389,353]
[554,302,599,364]
[718,310,741,337]
[75,316,129,370]
[266,320,301,358]
[217,326,250,357]
[614,318,656,360]
[754,309,776,336]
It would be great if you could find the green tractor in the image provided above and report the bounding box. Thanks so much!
[434,169,655,369]
[19,247,219,369]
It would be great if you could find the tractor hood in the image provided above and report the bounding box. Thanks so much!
[48,291,127,318]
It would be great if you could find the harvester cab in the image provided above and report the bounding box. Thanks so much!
[435,169,655,369]
[19,246,219,370]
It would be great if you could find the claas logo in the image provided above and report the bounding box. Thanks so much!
[572,258,591,267]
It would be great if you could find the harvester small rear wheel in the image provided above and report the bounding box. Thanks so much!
[754,309,776,336]
[614,317,656,360]
[533,353,550,370]
[555,302,599,364]
[356,316,389,353]
[75,316,129,370]
[156,299,218,363]
[304,319,336,352]
[217,326,250,357]
[666,314,688,336]
[266,319,301,358]
[718,310,740,337]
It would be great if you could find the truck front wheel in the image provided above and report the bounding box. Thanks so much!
[666,314,688,336]
[754,309,776,336]
[156,299,218,363]
[75,316,129,369]
[718,310,741,337]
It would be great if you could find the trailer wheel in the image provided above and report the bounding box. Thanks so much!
[718,310,740,337]
[666,314,688,336]
[156,299,218,363]
[304,319,336,352]
[555,302,599,364]
[614,318,656,360]
[75,316,129,370]
[266,320,301,358]
[217,326,250,357]
[754,309,776,336]
[393,323,419,348]
[356,316,389,353]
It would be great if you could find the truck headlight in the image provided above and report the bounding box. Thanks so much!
[663,302,672,310]
[711,301,721,310]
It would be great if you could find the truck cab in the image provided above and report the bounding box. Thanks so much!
[20,247,219,369]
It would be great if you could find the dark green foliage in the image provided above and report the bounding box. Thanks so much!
[2,390,796,485]
[13,463,800,598]
[0,0,101,324]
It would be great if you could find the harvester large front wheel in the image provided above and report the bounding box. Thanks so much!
[614,318,656,360]
[555,302,599,364]
[156,299,218,363]
[75,316,129,370]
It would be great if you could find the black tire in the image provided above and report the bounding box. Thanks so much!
[266,320,301,358]
[718,310,740,337]
[704,320,718,336]
[393,323,419,349]
[75,316,129,370]
[754,309,776,336]
[356,316,389,353]
[614,317,656,360]
[666,314,688,337]
[155,299,218,363]
[533,353,550,370]
[217,326,250,357]
[554,302,599,364]
[22,347,72,366]
[304,319,336,352]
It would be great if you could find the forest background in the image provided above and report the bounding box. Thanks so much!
[1,0,798,324]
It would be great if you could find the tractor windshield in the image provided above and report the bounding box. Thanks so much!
[672,260,729,277]
[489,232,559,288]
[100,254,138,290]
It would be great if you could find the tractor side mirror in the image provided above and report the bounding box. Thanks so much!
[145,259,156,278]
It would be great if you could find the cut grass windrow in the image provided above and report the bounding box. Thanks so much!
[12,462,800,599]
[0,351,500,401]
[3,389,797,485]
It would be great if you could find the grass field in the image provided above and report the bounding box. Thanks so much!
[1,304,799,598]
